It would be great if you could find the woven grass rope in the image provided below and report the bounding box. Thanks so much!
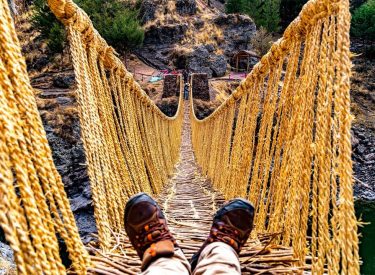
[0,0,359,273]
[191,0,359,273]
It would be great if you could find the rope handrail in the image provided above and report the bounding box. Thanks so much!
[1,0,184,273]
[46,0,185,254]
[190,0,359,274]
[47,0,181,122]
[0,0,360,273]
[191,0,342,124]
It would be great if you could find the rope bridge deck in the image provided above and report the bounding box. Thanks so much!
[87,103,306,275]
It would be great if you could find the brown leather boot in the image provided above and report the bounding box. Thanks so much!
[190,198,254,271]
[124,193,177,270]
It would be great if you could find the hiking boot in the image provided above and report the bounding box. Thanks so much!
[124,193,177,270]
[190,198,254,271]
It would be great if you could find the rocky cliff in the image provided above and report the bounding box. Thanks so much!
[136,0,256,77]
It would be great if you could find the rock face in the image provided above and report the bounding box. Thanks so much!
[139,0,159,24]
[209,54,227,77]
[352,125,375,200]
[186,46,227,78]
[176,0,197,15]
[214,14,257,58]
[144,24,189,45]
[0,242,15,275]
[44,115,97,244]
[350,40,375,201]
[33,72,97,243]
[136,2,256,78]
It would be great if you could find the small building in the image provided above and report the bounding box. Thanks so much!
[232,50,260,73]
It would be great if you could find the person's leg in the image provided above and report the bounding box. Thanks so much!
[191,198,255,275]
[141,248,190,275]
[193,242,240,275]
[124,193,190,274]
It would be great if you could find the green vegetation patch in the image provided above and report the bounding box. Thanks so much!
[32,0,144,54]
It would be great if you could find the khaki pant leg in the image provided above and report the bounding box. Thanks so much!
[193,242,241,275]
[141,248,191,275]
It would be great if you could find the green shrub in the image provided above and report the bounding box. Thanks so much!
[226,0,281,33]
[225,0,245,13]
[351,0,367,10]
[32,0,65,53]
[253,0,281,32]
[251,27,274,55]
[75,0,144,52]
[351,0,375,41]
[48,22,65,53]
[102,10,144,52]
[32,0,144,53]
[279,0,307,29]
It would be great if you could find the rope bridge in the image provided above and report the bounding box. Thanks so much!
[0,0,359,274]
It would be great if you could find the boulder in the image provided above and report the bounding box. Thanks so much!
[352,124,375,200]
[144,24,189,45]
[0,242,15,275]
[139,0,159,24]
[187,46,212,78]
[210,55,227,77]
[176,0,197,15]
[186,46,227,78]
[69,194,92,212]
[213,13,257,58]
[53,75,75,89]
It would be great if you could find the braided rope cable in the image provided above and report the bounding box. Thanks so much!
[0,0,360,273]
[65,16,184,251]
[0,0,90,273]
[1,0,184,273]
[190,0,359,273]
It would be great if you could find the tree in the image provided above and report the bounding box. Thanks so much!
[263,0,281,32]
[225,0,281,32]
[243,0,281,32]
[350,0,367,10]
[351,0,375,41]
[76,0,144,53]
[243,0,262,24]
[279,0,307,29]
[225,0,245,13]
[32,0,65,53]
[32,0,144,54]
